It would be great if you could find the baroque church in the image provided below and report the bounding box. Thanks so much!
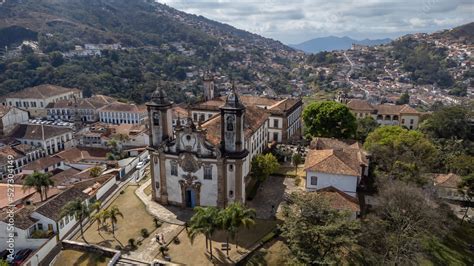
[147,74,303,208]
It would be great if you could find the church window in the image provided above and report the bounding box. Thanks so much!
[273,132,278,141]
[204,165,212,180]
[229,190,234,197]
[200,114,205,121]
[153,112,160,126]
[229,164,234,172]
[193,113,198,121]
[171,161,178,176]
[273,119,279,128]
[155,182,160,188]
[311,176,318,186]
[226,116,234,131]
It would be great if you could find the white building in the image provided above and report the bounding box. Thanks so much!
[10,124,74,155]
[0,106,29,136]
[0,144,45,179]
[46,95,116,122]
[2,84,82,118]
[98,102,147,125]
[191,75,303,143]
[304,138,369,198]
[342,98,422,130]
[148,87,269,208]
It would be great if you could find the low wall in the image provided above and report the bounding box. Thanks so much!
[61,240,120,259]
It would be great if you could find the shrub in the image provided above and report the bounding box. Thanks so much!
[173,237,180,245]
[294,177,301,186]
[128,238,136,248]
[141,228,149,238]
[153,217,162,228]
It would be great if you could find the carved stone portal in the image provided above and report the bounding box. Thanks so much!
[179,173,201,208]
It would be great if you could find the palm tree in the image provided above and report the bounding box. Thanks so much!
[22,171,54,201]
[104,205,123,237]
[92,211,106,232]
[61,199,90,243]
[221,203,256,251]
[188,206,220,260]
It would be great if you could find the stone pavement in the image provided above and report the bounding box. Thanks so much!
[135,179,189,225]
[247,176,304,219]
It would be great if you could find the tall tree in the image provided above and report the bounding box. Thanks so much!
[280,192,360,264]
[364,126,437,184]
[292,153,303,175]
[104,205,123,237]
[419,104,473,141]
[61,199,90,243]
[251,153,279,182]
[219,202,256,255]
[359,181,449,265]
[356,116,379,142]
[187,206,220,260]
[302,101,357,139]
[396,91,410,105]
[22,172,54,202]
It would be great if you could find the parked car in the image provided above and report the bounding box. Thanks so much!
[136,161,144,170]
[13,249,32,265]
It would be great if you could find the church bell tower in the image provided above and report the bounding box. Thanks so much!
[203,71,215,101]
[219,85,247,158]
[146,85,173,147]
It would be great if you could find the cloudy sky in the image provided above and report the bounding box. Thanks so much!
[159,0,473,44]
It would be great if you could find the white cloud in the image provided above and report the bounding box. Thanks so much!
[159,0,473,44]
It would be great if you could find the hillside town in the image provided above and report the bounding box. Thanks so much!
[0,0,473,264]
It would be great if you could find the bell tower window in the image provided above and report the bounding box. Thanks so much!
[153,112,160,126]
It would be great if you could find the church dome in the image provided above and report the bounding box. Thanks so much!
[150,86,170,106]
[223,83,244,109]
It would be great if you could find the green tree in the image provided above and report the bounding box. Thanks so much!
[218,203,256,256]
[447,154,474,176]
[89,165,103,178]
[104,205,123,237]
[419,105,473,141]
[364,126,437,184]
[302,101,356,139]
[49,51,64,67]
[251,153,279,182]
[396,91,410,105]
[280,192,360,264]
[356,116,379,142]
[61,199,90,243]
[359,181,449,265]
[292,153,303,175]
[22,172,54,202]
[187,206,220,260]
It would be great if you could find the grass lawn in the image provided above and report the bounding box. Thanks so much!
[164,219,277,265]
[274,165,305,177]
[245,238,290,265]
[53,249,110,266]
[420,222,474,265]
[77,185,156,249]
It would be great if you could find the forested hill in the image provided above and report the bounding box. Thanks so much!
[0,0,301,103]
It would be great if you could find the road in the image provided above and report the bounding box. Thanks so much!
[343,51,370,99]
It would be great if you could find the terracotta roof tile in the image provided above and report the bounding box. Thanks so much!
[317,186,360,212]
[35,188,89,221]
[10,124,72,140]
[23,156,63,171]
[5,84,80,99]
[347,99,375,111]
[304,149,367,176]
[434,173,461,188]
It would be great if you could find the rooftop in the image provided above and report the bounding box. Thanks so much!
[5,84,80,100]
[34,188,89,221]
[304,148,367,176]
[10,124,72,140]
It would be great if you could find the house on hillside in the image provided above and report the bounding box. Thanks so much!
[304,148,368,197]
[2,84,82,118]
[0,106,29,136]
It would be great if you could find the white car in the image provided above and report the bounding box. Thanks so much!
[136,161,144,170]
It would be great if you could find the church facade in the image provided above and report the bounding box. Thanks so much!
[147,86,269,208]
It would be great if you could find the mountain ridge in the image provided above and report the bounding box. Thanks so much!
[291,36,392,53]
